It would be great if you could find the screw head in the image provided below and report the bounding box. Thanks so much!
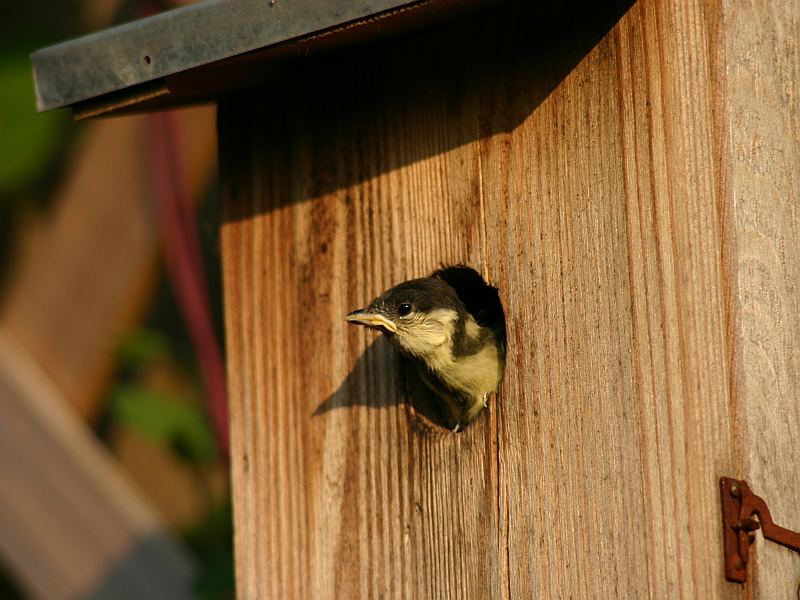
[734,558,744,571]
[730,483,741,497]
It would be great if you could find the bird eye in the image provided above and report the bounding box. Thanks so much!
[397,303,413,317]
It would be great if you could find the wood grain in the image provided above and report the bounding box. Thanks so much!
[720,0,800,596]
[219,1,798,597]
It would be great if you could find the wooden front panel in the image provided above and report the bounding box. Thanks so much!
[219,1,798,597]
[721,0,800,595]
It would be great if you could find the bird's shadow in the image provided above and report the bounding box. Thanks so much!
[312,335,453,432]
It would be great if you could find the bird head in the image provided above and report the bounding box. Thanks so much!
[345,278,467,359]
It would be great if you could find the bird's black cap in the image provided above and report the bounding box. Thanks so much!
[371,277,467,318]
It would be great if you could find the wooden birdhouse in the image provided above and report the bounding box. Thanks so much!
[32,0,800,597]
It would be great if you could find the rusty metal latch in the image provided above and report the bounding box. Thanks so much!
[720,477,800,583]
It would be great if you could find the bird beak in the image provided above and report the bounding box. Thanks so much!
[345,308,398,333]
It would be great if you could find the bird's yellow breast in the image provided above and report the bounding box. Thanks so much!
[397,309,501,399]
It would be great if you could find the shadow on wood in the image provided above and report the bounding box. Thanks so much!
[312,335,452,431]
[220,0,635,221]
[312,335,400,414]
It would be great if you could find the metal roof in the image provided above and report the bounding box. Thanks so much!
[31,0,484,116]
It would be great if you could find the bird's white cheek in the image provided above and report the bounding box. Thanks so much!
[396,309,458,358]
[396,326,447,356]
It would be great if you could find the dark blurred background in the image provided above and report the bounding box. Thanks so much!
[0,1,232,598]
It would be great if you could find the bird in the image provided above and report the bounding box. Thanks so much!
[345,276,505,430]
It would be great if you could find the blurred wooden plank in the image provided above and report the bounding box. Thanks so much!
[721,0,800,595]
[0,329,195,600]
[0,105,216,421]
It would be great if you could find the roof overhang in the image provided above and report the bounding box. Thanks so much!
[32,0,492,118]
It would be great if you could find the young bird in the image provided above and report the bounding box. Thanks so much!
[345,277,505,430]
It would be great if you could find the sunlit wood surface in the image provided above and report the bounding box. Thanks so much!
[220,1,798,597]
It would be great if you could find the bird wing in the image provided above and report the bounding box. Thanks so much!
[412,360,478,429]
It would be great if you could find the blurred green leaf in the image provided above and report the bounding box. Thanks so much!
[117,328,171,368]
[0,52,68,197]
[111,384,216,462]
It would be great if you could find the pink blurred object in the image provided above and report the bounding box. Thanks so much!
[147,111,229,459]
